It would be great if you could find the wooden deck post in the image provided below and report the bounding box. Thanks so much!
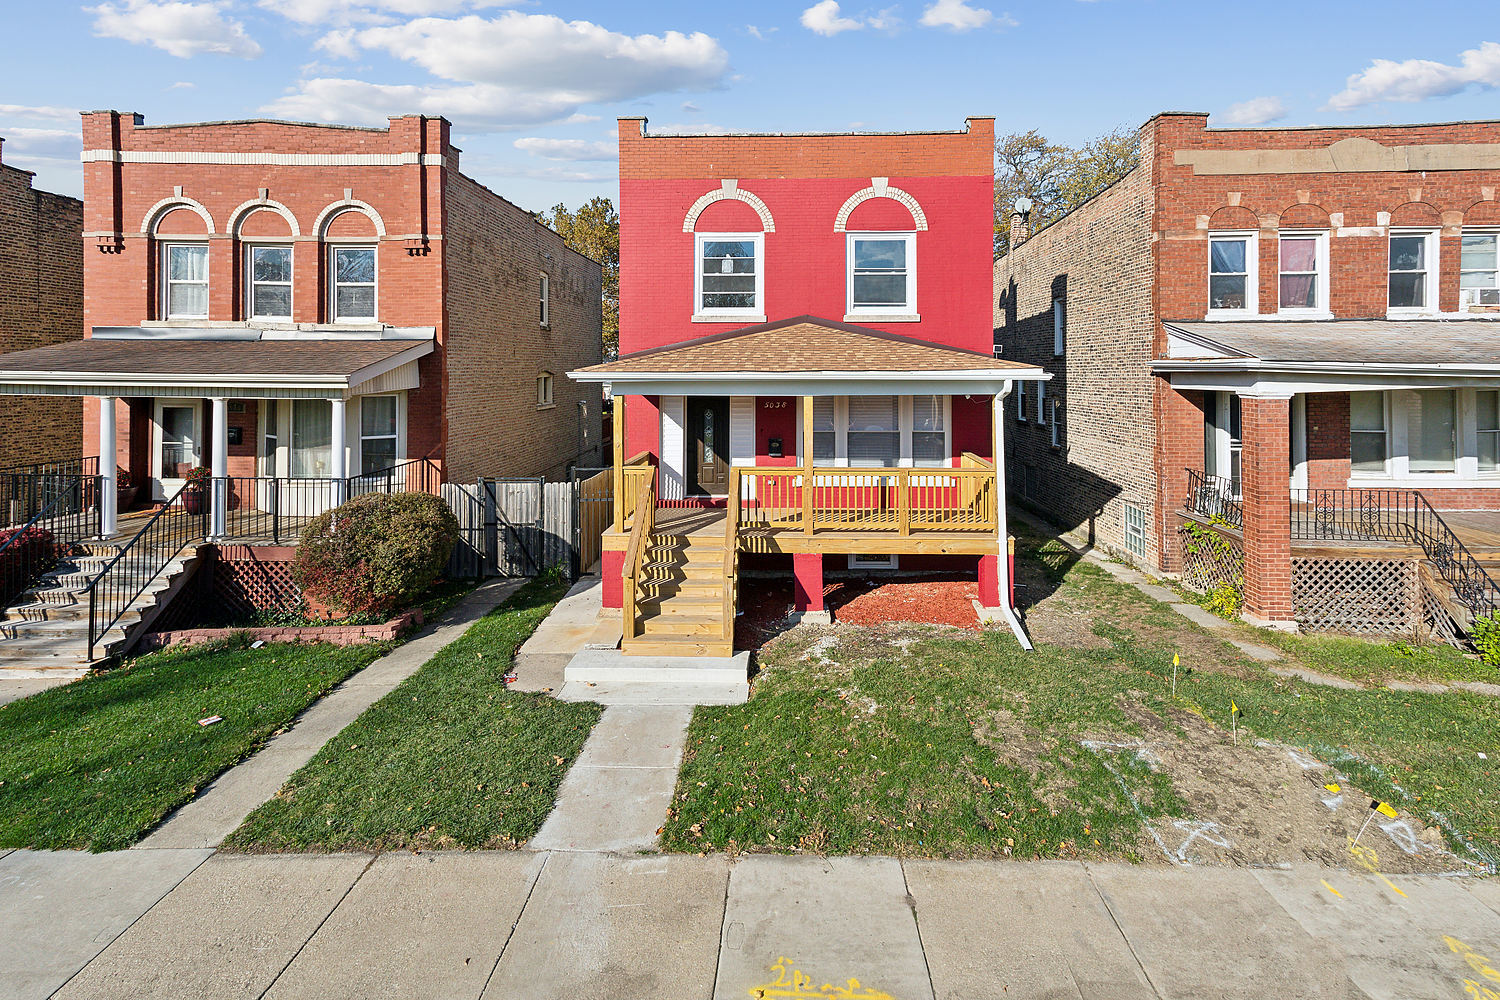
[612,393,624,531]
[802,395,815,535]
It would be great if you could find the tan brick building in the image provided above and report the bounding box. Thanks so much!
[997,112,1500,630]
[0,112,602,536]
[0,139,83,469]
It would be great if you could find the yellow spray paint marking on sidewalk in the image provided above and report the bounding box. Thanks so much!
[1347,838,1408,898]
[1321,879,1343,899]
[749,957,896,1000]
[1446,936,1500,999]
[1323,783,1341,793]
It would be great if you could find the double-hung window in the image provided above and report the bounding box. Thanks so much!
[847,396,900,467]
[247,245,292,320]
[1388,231,1436,313]
[1479,390,1500,473]
[162,243,209,319]
[695,234,762,318]
[1208,233,1256,316]
[911,395,947,467]
[811,397,951,468]
[1350,392,1387,475]
[539,272,550,327]
[1016,381,1027,422]
[846,234,916,318]
[537,373,554,408]
[812,397,836,463]
[1278,232,1327,314]
[360,396,398,475]
[1461,232,1500,311]
[1052,297,1065,355]
[331,246,377,322]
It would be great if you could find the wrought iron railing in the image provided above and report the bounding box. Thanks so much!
[213,457,444,544]
[86,483,206,660]
[0,476,102,610]
[3,465,102,530]
[1183,469,1243,528]
[0,456,99,478]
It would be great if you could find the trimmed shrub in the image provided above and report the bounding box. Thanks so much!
[295,493,459,618]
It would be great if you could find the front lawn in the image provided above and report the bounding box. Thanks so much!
[0,638,390,852]
[663,536,1500,869]
[224,576,601,852]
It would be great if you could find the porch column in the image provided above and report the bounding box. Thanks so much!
[210,396,228,538]
[1238,392,1295,626]
[99,396,118,537]
[331,396,348,504]
[793,553,827,622]
[802,395,814,535]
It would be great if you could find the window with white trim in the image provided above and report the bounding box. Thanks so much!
[331,246,376,321]
[911,395,946,468]
[162,243,209,319]
[1052,297,1065,355]
[847,396,900,467]
[539,271,550,327]
[1278,231,1327,314]
[1208,232,1256,315]
[695,233,762,316]
[1050,400,1061,448]
[247,245,292,320]
[1350,392,1386,475]
[1461,232,1500,311]
[846,233,915,316]
[812,396,836,462]
[1400,389,1456,473]
[1388,230,1437,313]
[1036,381,1047,427]
[1016,381,1028,422]
[1480,390,1500,473]
[1122,502,1146,559]
[360,395,398,475]
[811,396,952,468]
[537,372,554,408]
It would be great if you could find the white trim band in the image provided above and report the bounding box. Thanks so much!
[83,150,447,167]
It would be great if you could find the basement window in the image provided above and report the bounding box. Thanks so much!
[1122,502,1146,559]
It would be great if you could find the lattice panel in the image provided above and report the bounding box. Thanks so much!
[1419,580,1465,647]
[213,553,302,617]
[1293,557,1419,637]
[1177,526,1243,593]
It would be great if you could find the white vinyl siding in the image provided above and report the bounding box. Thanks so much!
[660,396,686,501]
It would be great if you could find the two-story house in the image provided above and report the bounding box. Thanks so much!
[996,112,1500,639]
[571,117,1046,658]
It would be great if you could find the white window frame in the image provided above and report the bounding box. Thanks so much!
[1050,400,1061,448]
[1206,231,1258,319]
[1036,380,1047,426]
[1016,381,1028,422]
[160,241,210,320]
[329,244,378,324]
[539,271,550,327]
[848,553,899,570]
[1387,229,1439,317]
[1346,388,1500,486]
[537,372,555,408]
[693,232,764,321]
[844,231,917,320]
[1122,502,1147,560]
[356,394,401,476]
[1276,230,1330,318]
[1479,388,1500,475]
[244,242,293,321]
[1459,229,1500,313]
[808,395,953,469]
[1052,297,1065,356]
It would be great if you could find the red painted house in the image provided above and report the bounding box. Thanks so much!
[572,118,1046,657]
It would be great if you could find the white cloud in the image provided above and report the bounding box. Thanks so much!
[682,100,702,113]
[745,24,777,40]
[513,137,617,161]
[920,0,1000,30]
[0,127,82,161]
[263,78,565,131]
[258,0,516,27]
[0,104,77,122]
[168,80,196,90]
[1214,96,1287,126]
[1327,42,1500,111]
[89,0,262,59]
[801,1,863,36]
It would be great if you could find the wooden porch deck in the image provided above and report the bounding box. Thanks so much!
[610,505,1001,556]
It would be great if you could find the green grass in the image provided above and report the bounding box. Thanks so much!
[224,576,602,852]
[663,536,1500,865]
[1252,630,1499,687]
[0,638,389,852]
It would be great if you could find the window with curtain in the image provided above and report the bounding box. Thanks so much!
[1389,233,1433,310]
[1208,235,1252,312]
[360,396,397,474]
[248,246,292,318]
[696,236,760,313]
[332,246,376,321]
[1480,390,1500,473]
[1398,389,1456,473]
[847,396,899,467]
[912,395,946,467]
[812,397,835,462]
[1278,234,1321,311]
[291,399,333,478]
[1462,233,1499,309]
[163,243,209,318]
[1350,392,1387,474]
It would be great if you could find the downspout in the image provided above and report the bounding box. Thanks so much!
[992,379,1034,650]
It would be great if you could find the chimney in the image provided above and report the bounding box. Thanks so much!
[1008,208,1030,249]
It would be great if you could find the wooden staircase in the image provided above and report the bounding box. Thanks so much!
[624,527,733,657]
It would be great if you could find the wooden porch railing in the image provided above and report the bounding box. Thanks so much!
[734,463,997,535]
[621,477,657,642]
[722,467,741,642]
[617,450,655,532]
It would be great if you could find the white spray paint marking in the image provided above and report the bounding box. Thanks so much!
[1286,749,1324,771]
[1172,819,1233,862]
[1084,744,1180,867]
[1321,795,1344,812]
[1379,819,1422,855]
[803,636,839,665]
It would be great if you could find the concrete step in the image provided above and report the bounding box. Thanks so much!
[0,663,91,680]
[568,645,747,688]
[0,600,88,624]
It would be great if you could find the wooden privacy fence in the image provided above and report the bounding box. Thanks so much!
[442,475,612,580]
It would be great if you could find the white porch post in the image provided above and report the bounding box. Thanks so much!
[992,384,1033,650]
[331,396,347,504]
[210,396,228,539]
[99,396,118,537]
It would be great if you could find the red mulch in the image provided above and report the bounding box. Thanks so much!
[735,574,981,650]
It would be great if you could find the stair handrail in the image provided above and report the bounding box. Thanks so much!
[620,480,656,642]
[0,476,100,609]
[722,467,741,644]
[85,481,206,661]
[1405,491,1500,624]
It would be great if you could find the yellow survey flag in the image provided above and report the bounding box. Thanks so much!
[1231,700,1240,716]
[1173,653,1180,667]
[1375,801,1399,819]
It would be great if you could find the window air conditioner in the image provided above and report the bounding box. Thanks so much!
[1462,287,1500,309]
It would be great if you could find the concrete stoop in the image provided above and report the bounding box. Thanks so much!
[559,645,751,705]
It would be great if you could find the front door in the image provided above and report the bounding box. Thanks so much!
[153,400,202,499]
[687,396,730,495]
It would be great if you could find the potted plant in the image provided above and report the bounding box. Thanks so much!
[115,469,138,512]
[182,466,212,514]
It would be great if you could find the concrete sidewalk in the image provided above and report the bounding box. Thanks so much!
[10,846,1500,1000]
[134,577,525,851]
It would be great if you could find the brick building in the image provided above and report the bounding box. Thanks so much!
[0,139,83,468]
[997,112,1500,629]
[0,112,602,537]
[571,118,1045,657]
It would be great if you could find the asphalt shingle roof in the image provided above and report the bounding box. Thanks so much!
[1164,319,1500,366]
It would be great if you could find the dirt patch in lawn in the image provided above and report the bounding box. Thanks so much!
[1086,700,1467,874]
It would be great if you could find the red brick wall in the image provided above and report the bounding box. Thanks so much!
[1240,396,1293,620]
[1305,392,1351,490]
[0,153,83,466]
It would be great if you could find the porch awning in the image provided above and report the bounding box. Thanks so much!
[1155,318,1500,392]
[570,315,1046,395]
[0,330,434,399]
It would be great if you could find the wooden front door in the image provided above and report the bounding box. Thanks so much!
[687,397,730,495]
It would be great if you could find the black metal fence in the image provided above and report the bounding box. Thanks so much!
[212,457,444,545]
[1183,468,1243,528]
[0,476,102,610]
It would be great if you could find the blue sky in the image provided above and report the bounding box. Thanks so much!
[4,2,1500,212]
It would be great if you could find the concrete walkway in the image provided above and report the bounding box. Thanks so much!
[134,578,525,851]
[0,677,76,706]
[8,846,1499,1000]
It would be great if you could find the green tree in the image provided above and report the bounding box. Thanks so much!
[541,197,620,358]
[994,126,1141,257]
